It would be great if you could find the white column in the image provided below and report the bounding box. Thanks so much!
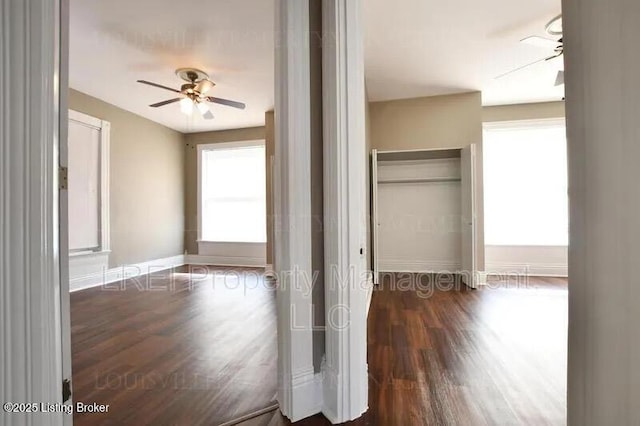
[563,0,640,424]
[0,0,65,425]
[322,0,369,423]
[274,0,323,421]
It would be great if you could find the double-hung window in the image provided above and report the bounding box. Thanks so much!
[483,119,568,246]
[198,141,267,243]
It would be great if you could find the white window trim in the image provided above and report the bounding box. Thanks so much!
[483,117,565,131]
[482,117,569,275]
[68,109,110,258]
[196,139,266,243]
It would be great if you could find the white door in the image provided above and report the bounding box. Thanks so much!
[461,144,478,288]
[370,149,379,285]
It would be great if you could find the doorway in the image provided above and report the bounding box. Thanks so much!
[62,0,279,424]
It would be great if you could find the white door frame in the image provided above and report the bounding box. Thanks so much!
[461,144,478,288]
[0,0,67,425]
[274,0,369,423]
[370,149,380,285]
[321,0,369,422]
[2,0,369,424]
[59,0,73,422]
[274,0,321,421]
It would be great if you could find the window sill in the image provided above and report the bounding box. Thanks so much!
[69,249,111,258]
[196,240,266,244]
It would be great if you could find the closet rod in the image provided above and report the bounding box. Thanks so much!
[377,177,462,184]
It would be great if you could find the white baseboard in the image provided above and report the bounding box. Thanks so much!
[366,275,374,316]
[379,259,461,273]
[485,245,568,277]
[194,241,266,267]
[281,369,323,423]
[476,271,488,286]
[69,254,185,292]
[69,250,110,280]
[321,363,368,424]
[184,254,266,268]
[485,263,568,277]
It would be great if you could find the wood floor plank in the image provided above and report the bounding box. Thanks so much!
[73,268,566,425]
[262,274,567,426]
[71,265,277,426]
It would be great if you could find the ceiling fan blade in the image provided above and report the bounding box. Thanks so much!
[495,56,549,79]
[149,98,181,107]
[520,36,561,49]
[137,80,181,93]
[206,96,246,110]
[195,79,215,94]
[202,110,214,120]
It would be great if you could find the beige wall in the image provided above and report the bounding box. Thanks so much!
[483,101,565,122]
[184,127,266,254]
[69,89,185,268]
[369,92,483,150]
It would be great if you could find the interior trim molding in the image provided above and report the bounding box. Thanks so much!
[195,241,266,267]
[322,0,369,422]
[185,254,266,268]
[485,263,568,277]
[379,260,463,274]
[196,139,266,243]
[69,250,110,282]
[366,276,374,316]
[69,255,186,292]
[285,369,324,421]
[217,403,279,426]
[485,245,568,277]
[67,109,111,254]
[273,0,317,422]
[0,0,65,422]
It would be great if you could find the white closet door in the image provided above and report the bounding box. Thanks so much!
[370,149,379,285]
[461,144,478,287]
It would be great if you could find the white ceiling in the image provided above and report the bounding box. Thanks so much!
[69,0,275,133]
[364,0,565,105]
[70,0,564,134]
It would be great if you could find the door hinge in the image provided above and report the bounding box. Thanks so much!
[62,378,72,403]
[59,166,68,190]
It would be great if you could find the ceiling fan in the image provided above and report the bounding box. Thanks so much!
[137,68,246,120]
[496,14,564,86]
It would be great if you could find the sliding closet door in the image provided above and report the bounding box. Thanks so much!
[370,149,379,285]
[461,144,478,287]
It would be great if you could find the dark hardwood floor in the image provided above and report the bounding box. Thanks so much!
[237,274,568,426]
[72,268,567,425]
[363,273,567,425]
[71,265,277,425]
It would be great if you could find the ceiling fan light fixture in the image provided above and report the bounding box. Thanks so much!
[197,102,209,115]
[137,68,246,116]
[180,98,194,115]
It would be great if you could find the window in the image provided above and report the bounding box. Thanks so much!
[483,119,568,246]
[68,110,110,255]
[199,141,266,243]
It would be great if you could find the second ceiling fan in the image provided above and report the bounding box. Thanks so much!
[138,68,246,120]
[496,14,564,86]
